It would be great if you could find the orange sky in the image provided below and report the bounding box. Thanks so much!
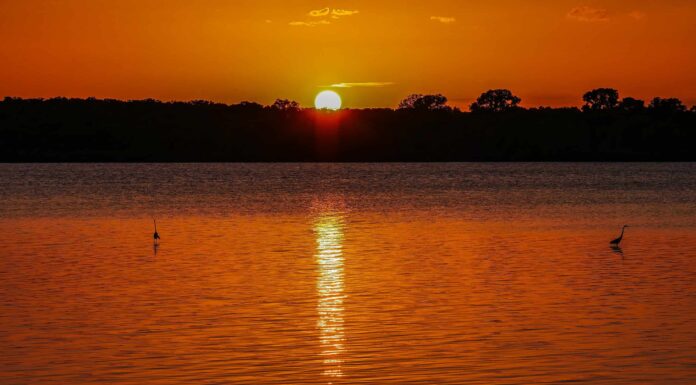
[1,0,695,109]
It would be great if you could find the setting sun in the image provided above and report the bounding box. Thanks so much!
[315,91,342,110]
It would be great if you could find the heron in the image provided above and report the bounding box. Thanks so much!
[610,225,629,246]
[153,219,161,245]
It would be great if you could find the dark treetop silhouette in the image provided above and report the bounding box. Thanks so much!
[1,89,695,162]
[582,88,620,112]
[398,94,450,111]
[470,89,522,112]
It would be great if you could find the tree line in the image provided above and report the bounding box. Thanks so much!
[395,88,694,114]
[272,88,695,114]
[3,87,694,114]
[1,88,695,162]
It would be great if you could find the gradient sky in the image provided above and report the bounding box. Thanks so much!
[1,0,695,109]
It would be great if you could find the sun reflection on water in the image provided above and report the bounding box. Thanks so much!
[313,210,346,380]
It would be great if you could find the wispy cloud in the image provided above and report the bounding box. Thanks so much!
[309,8,331,17]
[430,16,456,24]
[567,6,610,22]
[291,7,359,27]
[325,82,395,88]
[332,9,359,17]
[289,20,331,27]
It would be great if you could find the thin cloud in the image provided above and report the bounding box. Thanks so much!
[332,9,359,17]
[430,16,456,24]
[289,20,331,27]
[325,82,395,88]
[293,7,358,27]
[309,8,331,17]
[567,6,610,22]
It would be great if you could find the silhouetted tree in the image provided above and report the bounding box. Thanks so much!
[649,97,686,113]
[618,97,645,112]
[271,99,300,111]
[470,89,521,112]
[582,88,619,112]
[691,106,696,113]
[398,94,450,111]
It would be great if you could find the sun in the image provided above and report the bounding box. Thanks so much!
[315,91,342,110]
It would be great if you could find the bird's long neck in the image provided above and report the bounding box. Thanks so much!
[154,220,157,232]
[620,227,626,238]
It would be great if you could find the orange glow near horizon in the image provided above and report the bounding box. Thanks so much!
[1,1,695,109]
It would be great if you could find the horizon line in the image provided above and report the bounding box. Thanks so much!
[3,94,696,111]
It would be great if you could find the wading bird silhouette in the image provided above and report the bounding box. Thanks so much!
[153,219,161,245]
[610,225,629,246]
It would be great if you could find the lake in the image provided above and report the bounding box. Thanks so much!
[1,163,695,384]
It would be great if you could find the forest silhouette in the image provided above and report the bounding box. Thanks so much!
[1,89,695,162]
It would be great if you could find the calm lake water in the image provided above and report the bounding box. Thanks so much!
[1,163,695,384]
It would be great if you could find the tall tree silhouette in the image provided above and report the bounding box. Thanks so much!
[470,89,521,112]
[583,88,619,112]
[649,97,686,113]
[398,94,450,111]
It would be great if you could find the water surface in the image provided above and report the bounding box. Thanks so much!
[1,163,695,384]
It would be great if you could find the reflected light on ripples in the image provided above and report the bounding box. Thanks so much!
[313,211,346,379]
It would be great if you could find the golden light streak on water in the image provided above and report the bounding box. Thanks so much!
[313,211,346,380]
